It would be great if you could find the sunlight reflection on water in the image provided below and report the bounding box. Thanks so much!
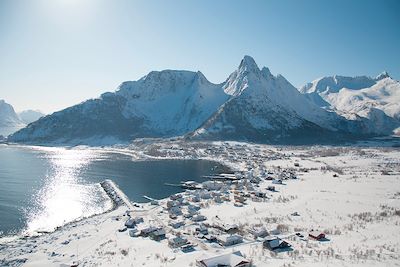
[24,148,112,234]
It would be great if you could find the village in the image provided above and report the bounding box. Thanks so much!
[1,140,400,267]
[103,162,317,266]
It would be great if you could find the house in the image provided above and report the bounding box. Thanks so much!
[309,230,326,240]
[213,223,239,234]
[169,220,184,229]
[187,204,201,214]
[149,228,166,241]
[183,213,193,219]
[190,195,201,202]
[170,194,183,201]
[124,218,136,228]
[131,217,144,224]
[203,181,223,191]
[267,186,276,192]
[169,206,183,216]
[181,244,195,253]
[263,236,291,251]
[167,200,180,208]
[204,235,217,243]
[200,191,212,199]
[125,217,143,228]
[234,195,246,203]
[294,162,300,167]
[195,223,209,235]
[217,234,243,247]
[254,191,267,198]
[272,179,283,184]
[234,202,244,207]
[214,195,223,203]
[129,229,139,237]
[140,226,158,237]
[249,226,268,239]
[249,177,261,184]
[168,236,188,248]
[196,251,251,267]
[192,214,207,222]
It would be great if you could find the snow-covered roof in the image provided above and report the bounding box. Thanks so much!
[197,251,250,267]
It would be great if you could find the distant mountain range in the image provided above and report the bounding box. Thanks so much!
[0,100,44,137]
[8,56,400,145]
[300,72,400,135]
[19,109,45,124]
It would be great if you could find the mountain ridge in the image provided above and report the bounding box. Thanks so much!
[299,73,400,135]
[8,56,398,145]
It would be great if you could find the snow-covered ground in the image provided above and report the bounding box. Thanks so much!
[1,141,399,267]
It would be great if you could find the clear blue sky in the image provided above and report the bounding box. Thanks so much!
[0,0,399,113]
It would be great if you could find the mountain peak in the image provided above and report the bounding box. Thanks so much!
[238,55,260,73]
[375,71,390,81]
[193,71,210,86]
[261,67,273,79]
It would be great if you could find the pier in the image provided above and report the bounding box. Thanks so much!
[100,179,135,210]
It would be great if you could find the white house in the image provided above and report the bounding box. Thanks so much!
[196,251,251,267]
[217,234,243,247]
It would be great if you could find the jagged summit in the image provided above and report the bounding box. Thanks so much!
[238,55,260,73]
[375,71,390,81]
[223,55,265,96]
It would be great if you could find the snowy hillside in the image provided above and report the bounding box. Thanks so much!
[9,70,228,144]
[0,100,25,136]
[300,73,400,134]
[116,70,228,135]
[8,56,396,145]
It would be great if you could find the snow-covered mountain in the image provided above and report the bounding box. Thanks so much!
[0,100,25,136]
[18,110,45,124]
[8,56,396,145]
[300,72,400,134]
[190,56,364,143]
[9,70,228,144]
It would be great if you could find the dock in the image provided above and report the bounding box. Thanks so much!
[100,179,135,210]
[143,195,159,202]
[202,175,239,181]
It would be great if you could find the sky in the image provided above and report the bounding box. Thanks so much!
[0,0,399,114]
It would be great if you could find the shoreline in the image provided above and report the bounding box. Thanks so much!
[0,145,234,245]
[1,141,399,266]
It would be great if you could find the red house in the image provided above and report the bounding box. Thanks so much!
[309,230,326,240]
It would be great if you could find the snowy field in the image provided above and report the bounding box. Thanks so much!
[1,141,399,267]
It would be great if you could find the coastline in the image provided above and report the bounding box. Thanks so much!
[1,141,399,266]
